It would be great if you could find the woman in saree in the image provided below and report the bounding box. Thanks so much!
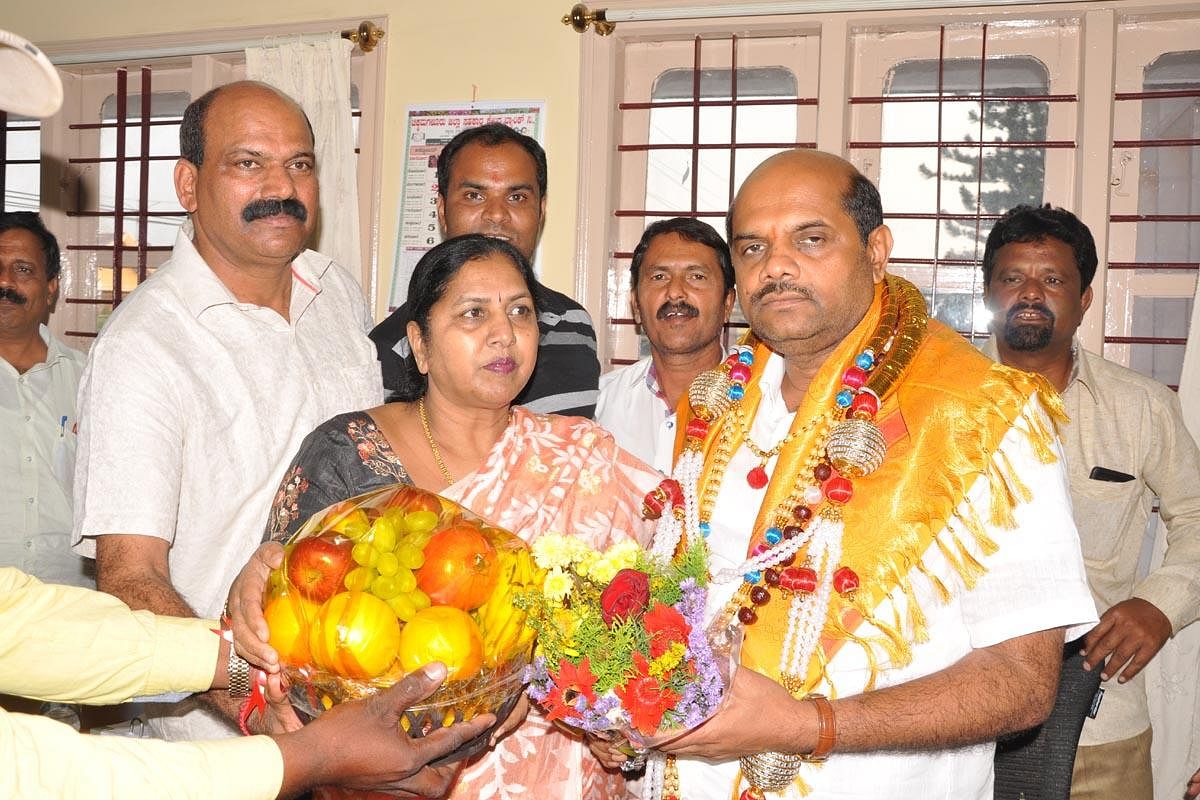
[241,233,657,799]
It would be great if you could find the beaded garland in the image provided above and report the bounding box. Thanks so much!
[640,276,929,800]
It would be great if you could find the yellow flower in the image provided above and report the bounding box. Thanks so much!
[532,533,573,570]
[604,539,641,570]
[648,642,686,678]
[542,567,574,603]
[588,555,622,584]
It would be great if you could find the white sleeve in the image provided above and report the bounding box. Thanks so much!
[959,393,1099,647]
[72,327,184,555]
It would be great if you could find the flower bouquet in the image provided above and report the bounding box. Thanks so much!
[521,532,736,748]
[262,483,544,762]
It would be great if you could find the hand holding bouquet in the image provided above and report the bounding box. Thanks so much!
[521,533,733,746]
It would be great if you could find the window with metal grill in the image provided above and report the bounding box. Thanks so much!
[608,33,819,365]
[1,112,40,212]
[1107,18,1200,388]
[849,20,1078,343]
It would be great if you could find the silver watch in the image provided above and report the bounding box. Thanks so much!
[227,645,252,698]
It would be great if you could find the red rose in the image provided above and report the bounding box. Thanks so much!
[599,568,651,625]
[642,602,691,659]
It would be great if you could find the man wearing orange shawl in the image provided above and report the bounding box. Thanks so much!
[648,150,1098,800]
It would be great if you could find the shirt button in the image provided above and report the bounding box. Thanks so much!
[25,456,32,463]
[27,497,36,504]
[25,541,34,549]
[24,415,31,422]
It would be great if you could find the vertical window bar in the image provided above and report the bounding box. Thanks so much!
[136,66,152,284]
[728,36,740,208]
[112,68,128,306]
[0,110,8,208]
[931,27,947,315]
[972,25,989,273]
[691,36,702,214]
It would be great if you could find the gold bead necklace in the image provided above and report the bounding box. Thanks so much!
[417,396,455,485]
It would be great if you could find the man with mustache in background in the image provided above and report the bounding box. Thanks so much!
[0,212,92,592]
[982,204,1200,800]
[72,81,384,744]
[595,218,734,472]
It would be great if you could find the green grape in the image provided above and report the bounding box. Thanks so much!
[370,574,402,600]
[396,543,425,570]
[344,566,375,592]
[405,510,438,534]
[376,552,400,577]
[387,594,418,622]
[410,588,431,612]
[340,515,370,541]
[394,568,417,594]
[371,519,398,553]
[351,541,378,568]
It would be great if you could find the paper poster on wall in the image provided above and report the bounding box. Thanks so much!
[388,101,546,310]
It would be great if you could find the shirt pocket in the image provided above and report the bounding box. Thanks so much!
[1069,465,1144,565]
[52,423,78,495]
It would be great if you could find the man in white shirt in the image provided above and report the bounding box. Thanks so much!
[637,149,1097,799]
[0,212,90,590]
[595,218,734,471]
[72,81,384,743]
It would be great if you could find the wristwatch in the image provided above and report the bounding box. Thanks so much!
[227,642,252,697]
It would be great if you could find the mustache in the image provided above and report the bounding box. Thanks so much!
[0,287,28,305]
[241,198,308,224]
[1005,301,1055,325]
[656,301,699,320]
[751,279,813,305]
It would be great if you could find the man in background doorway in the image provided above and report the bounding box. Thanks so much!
[595,217,734,471]
[982,203,1200,800]
[370,123,601,417]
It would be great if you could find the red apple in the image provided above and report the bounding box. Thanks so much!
[383,486,443,515]
[286,535,354,602]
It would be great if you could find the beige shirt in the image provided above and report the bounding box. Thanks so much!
[984,339,1200,745]
[0,567,283,799]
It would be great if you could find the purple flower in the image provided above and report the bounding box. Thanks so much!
[667,582,726,729]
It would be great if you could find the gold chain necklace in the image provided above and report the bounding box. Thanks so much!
[417,397,454,485]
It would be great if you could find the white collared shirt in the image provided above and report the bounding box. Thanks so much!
[0,325,91,587]
[678,352,1096,800]
[72,229,382,740]
[595,355,676,473]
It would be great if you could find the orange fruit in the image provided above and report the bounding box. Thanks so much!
[263,591,319,667]
[416,522,500,611]
[398,605,484,682]
[309,591,401,680]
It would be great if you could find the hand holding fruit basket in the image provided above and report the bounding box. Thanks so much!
[262,483,544,761]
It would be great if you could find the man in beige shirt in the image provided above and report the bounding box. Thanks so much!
[982,203,1200,799]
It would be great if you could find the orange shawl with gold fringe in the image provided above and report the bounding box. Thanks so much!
[674,279,1066,694]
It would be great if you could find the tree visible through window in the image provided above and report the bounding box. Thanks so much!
[879,55,1052,338]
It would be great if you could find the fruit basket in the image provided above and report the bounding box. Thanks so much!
[263,483,543,760]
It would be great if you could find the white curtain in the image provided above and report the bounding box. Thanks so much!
[245,34,362,284]
[1147,289,1200,800]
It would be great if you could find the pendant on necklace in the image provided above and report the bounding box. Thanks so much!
[747,464,769,489]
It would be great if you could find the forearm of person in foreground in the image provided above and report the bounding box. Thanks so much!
[2,662,491,800]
